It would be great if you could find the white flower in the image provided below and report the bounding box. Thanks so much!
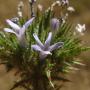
[67,6,75,12]
[62,13,68,24]
[51,1,61,11]
[56,1,61,6]
[31,32,64,59]
[18,11,23,18]
[11,17,19,23]
[17,1,24,18]
[76,24,86,35]
[37,4,43,11]
[18,1,24,7]
[4,17,35,47]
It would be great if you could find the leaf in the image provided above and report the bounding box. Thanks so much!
[46,70,54,88]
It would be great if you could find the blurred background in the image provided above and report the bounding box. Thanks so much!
[0,0,90,90]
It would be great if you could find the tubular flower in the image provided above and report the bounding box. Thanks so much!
[50,18,60,31]
[31,32,64,59]
[4,17,35,47]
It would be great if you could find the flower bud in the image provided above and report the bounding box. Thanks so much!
[17,1,24,18]
[50,18,60,31]
[29,0,36,4]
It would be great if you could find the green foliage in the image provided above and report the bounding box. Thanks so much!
[0,2,90,90]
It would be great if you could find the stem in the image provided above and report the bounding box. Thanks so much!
[32,62,48,90]
[29,2,35,17]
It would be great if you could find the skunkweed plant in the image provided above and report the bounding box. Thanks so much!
[0,0,90,90]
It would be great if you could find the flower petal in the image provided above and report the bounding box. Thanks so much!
[31,45,42,52]
[40,51,52,59]
[33,33,44,48]
[20,17,35,35]
[76,24,86,33]
[23,17,35,29]
[6,19,20,31]
[41,51,52,55]
[19,26,25,36]
[49,42,64,51]
[44,32,52,49]
[4,28,17,36]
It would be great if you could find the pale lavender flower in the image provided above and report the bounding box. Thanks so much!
[4,17,35,47]
[29,0,36,4]
[31,32,64,59]
[50,18,60,31]
[61,0,69,5]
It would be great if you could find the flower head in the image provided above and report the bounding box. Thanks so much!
[61,0,69,5]
[4,17,35,47]
[37,4,43,12]
[11,17,19,24]
[75,24,86,35]
[61,13,68,24]
[17,1,24,18]
[67,6,75,12]
[29,0,36,4]
[31,32,64,59]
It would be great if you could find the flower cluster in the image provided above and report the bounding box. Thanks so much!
[17,1,24,18]
[4,17,64,59]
